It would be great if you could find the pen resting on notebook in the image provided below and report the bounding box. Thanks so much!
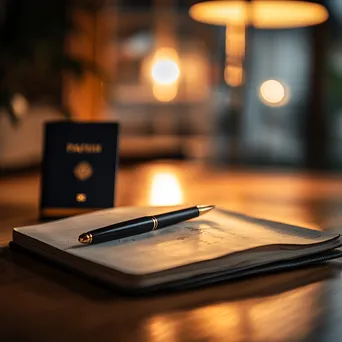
[78,205,215,245]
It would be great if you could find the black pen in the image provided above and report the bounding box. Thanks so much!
[78,205,215,245]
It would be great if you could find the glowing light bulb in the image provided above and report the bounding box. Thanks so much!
[259,79,289,107]
[151,59,180,85]
[189,1,329,29]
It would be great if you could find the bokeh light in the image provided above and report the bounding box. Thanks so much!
[189,1,329,29]
[259,80,289,107]
[225,65,243,87]
[11,93,29,118]
[152,84,178,102]
[151,59,180,85]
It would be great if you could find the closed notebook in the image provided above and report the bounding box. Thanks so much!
[11,206,342,292]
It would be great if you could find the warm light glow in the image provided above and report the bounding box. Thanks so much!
[153,84,178,102]
[191,305,241,341]
[225,65,243,87]
[11,93,29,118]
[150,172,183,206]
[259,79,289,107]
[149,48,180,102]
[145,279,320,341]
[189,1,329,28]
[224,25,245,87]
[226,25,245,58]
[151,59,180,85]
[147,316,177,342]
[248,285,318,341]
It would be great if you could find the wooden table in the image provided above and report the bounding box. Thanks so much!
[2,161,342,341]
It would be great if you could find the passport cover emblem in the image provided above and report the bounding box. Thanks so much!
[74,161,93,181]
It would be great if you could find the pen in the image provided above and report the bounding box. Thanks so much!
[78,204,215,245]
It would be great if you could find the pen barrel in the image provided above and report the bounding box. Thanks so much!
[90,217,153,244]
[155,206,199,228]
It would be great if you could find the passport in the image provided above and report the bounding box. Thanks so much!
[39,121,119,219]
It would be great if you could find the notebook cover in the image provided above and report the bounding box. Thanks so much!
[39,121,119,219]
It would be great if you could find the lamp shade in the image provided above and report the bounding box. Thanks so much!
[189,1,329,28]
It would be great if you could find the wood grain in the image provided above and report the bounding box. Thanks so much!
[1,161,342,342]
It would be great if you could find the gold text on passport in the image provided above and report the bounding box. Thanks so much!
[66,143,102,154]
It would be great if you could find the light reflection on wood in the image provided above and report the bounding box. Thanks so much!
[118,162,342,231]
[147,316,178,342]
[149,171,183,206]
[146,283,320,342]
[248,285,318,341]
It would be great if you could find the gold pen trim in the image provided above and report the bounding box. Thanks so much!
[151,217,158,230]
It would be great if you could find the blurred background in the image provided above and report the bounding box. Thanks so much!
[0,0,342,173]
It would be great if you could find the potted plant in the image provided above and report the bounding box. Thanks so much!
[0,0,107,171]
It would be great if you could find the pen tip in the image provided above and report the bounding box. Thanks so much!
[197,205,215,216]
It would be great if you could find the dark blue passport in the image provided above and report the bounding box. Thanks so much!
[39,121,119,219]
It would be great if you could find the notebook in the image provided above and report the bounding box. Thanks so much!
[11,206,342,293]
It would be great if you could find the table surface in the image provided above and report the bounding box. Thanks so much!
[2,161,342,342]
